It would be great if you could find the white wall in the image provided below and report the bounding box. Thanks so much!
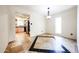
[77,6,79,52]
[46,6,77,39]
[30,12,45,37]
[0,6,9,52]
[8,6,16,42]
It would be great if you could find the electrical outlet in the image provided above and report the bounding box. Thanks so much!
[70,33,73,36]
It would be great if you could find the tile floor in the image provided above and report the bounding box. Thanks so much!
[29,34,77,53]
[5,33,78,53]
[5,32,31,53]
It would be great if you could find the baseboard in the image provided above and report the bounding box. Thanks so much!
[55,34,77,41]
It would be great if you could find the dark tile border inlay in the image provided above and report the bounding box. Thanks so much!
[29,36,70,53]
[61,45,70,53]
[38,35,55,38]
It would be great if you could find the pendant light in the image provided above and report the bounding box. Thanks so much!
[46,7,51,19]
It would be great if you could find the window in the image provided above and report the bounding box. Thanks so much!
[16,18,25,26]
[55,17,62,34]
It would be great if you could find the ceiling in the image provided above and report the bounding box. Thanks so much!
[15,5,76,16]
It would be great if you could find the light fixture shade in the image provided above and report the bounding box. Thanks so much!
[46,15,51,19]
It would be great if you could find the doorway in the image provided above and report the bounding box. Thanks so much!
[15,15,30,35]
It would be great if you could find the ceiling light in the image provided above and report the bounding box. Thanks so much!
[47,15,51,19]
